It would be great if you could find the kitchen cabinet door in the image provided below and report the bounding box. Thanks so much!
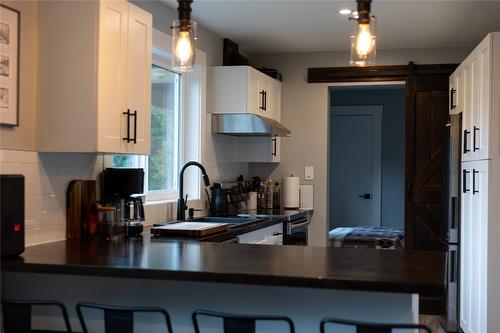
[469,161,488,333]
[470,40,491,161]
[462,63,473,162]
[460,160,489,333]
[124,4,152,154]
[96,0,129,153]
[460,163,472,333]
[237,137,281,163]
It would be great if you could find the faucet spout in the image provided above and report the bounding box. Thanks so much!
[177,161,210,220]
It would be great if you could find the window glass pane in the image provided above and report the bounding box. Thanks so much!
[113,154,137,168]
[149,65,180,192]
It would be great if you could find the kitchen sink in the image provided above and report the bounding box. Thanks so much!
[190,216,264,228]
[153,216,264,229]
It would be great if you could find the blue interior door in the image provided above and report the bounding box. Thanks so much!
[330,105,382,230]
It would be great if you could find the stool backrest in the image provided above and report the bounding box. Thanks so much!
[192,309,295,333]
[320,318,433,333]
[1,299,72,333]
[76,302,173,333]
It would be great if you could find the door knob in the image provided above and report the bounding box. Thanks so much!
[358,193,372,199]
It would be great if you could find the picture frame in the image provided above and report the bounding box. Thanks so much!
[0,4,20,127]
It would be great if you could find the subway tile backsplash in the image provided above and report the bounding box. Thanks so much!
[0,149,104,246]
[0,147,248,246]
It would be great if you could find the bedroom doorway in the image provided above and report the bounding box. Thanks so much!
[330,105,382,229]
[328,85,406,232]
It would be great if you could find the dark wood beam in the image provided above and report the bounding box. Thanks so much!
[307,63,458,83]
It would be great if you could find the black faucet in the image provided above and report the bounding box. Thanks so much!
[177,161,211,220]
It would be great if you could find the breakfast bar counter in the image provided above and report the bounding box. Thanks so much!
[2,232,445,295]
[1,233,445,332]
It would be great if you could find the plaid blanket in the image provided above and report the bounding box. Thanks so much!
[329,227,405,250]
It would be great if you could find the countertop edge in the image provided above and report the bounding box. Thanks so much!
[1,261,445,296]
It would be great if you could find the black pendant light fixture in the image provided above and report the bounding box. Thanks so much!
[349,0,376,66]
[172,0,197,72]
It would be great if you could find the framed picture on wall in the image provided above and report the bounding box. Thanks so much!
[0,4,19,126]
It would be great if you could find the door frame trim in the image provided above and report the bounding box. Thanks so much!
[330,105,384,228]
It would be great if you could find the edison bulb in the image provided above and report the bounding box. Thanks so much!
[175,31,194,65]
[354,23,375,57]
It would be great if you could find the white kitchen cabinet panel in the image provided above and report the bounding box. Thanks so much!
[210,66,282,121]
[236,137,281,163]
[460,160,488,333]
[452,33,497,162]
[456,32,500,333]
[238,223,283,245]
[38,0,152,154]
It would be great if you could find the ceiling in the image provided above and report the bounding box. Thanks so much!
[161,0,500,54]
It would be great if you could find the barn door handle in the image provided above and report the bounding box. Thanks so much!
[358,193,372,199]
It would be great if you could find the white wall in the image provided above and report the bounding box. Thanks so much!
[0,1,247,245]
[249,46,472,246]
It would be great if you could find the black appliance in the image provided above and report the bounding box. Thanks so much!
[440,113,461,332]
[1,175,25,256]
[101,168,145,236]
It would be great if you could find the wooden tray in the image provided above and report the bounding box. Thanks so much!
[151,222,229,238]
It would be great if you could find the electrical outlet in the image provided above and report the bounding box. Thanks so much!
[305,166,314,180]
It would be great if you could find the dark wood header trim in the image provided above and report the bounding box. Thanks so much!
[307,63,458,83]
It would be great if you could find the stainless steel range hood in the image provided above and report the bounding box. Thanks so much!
[211,114,291,137]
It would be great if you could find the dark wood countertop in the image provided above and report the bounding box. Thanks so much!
[1,232,446,296]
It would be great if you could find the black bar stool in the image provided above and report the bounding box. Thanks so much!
[320,318,433,333]
[192,309,295,333]
[1,299,73,333]
[76,302,173,333]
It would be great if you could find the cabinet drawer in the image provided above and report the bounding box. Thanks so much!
[238,223,283,245]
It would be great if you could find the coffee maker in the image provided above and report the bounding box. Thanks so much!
[101,168,145,236]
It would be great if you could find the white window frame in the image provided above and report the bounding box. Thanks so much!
[105,28,206,204]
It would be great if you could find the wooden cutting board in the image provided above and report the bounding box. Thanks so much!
[66,180,96,240]
[151,222,228,238]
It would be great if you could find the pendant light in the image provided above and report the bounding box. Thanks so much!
[349,0,376,66]
[172,0,197,72]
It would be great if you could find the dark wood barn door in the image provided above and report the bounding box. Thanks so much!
[405,74,450,251]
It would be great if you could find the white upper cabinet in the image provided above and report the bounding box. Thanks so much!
[452,34,493,161]
[37,0,152,154]
[210,66,282,121]
[455,32,500,333]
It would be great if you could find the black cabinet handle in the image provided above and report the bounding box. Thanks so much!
[473,126,479,152]
[450,88,456,110]
[473,169,479,194]
[463,129,470,154]
[358,193,372,199]
[264,91,267,111]
[122,109,131,142]
[132,110,137,144]
[272,138,277,157]
[463,169,470,193]
[259,90,265,110]
[450,249,457,283]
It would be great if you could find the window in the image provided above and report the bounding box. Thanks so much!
[109,29,205,204]
[112,64,182,201]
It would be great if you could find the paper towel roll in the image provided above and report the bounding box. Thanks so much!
[282,176,300,209]
[246,191,257,210]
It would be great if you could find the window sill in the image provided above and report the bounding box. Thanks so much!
[144,198,201,206]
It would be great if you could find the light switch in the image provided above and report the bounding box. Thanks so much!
[305,166,314,180]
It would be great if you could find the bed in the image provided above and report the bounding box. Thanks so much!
[329,227,405,250]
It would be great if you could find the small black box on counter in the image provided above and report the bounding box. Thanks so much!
[1,175,25,257]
